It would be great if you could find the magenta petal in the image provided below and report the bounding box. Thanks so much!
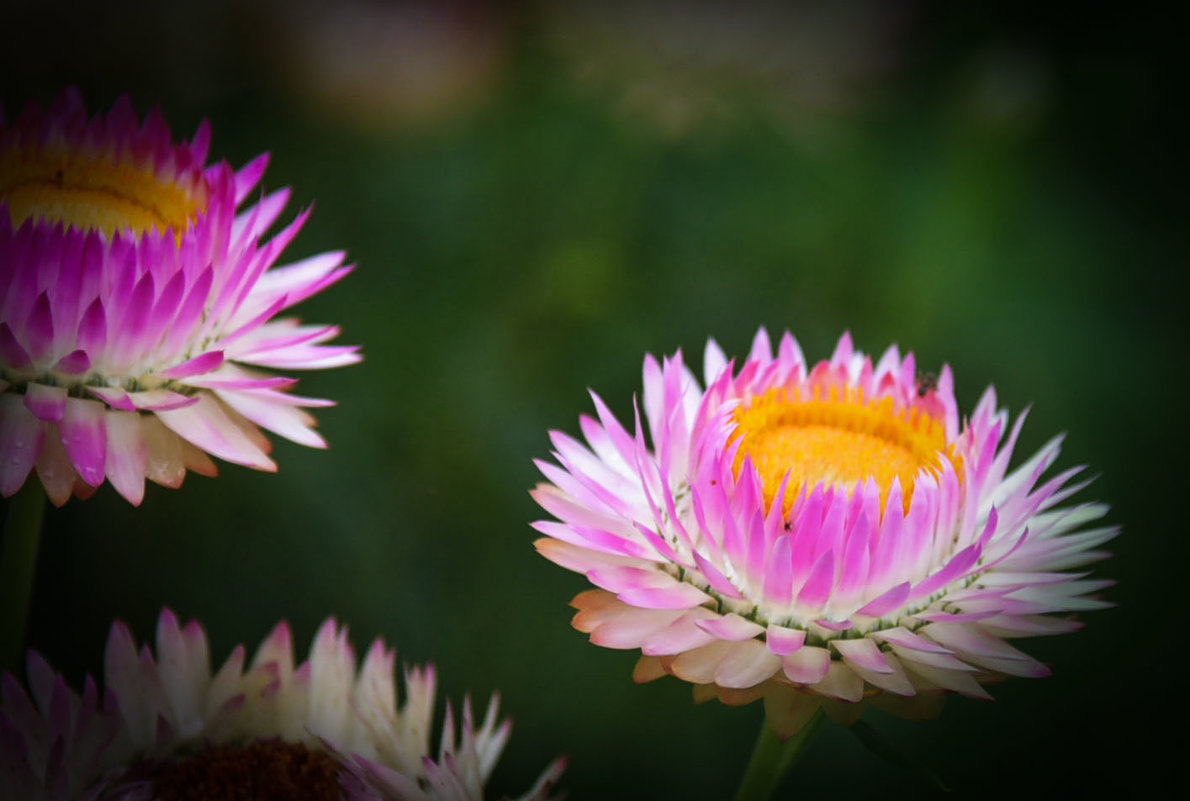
[795,549,836,608]
[856,582,911,618]
[761,534,794,607]
[23,383,67,422]
[60,398,107,486]
[909,544,981,601]
[87,386,137,411]
[158,350,224,380]
[77,297,107,356]
[53,349,91,374]
[691,549,746,599]
[0,323,32,369]
[23,291,54,363]
[813,618,853,632]
[233,153,269,204]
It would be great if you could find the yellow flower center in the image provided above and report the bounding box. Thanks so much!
[732,384,959,513]
[0,145,202,237]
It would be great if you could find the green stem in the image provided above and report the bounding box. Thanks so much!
[0,481,46,676]
[849,719,951,792]
[734,707,826,801]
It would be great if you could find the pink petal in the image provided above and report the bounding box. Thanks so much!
[765,625,806,656]
[76,298,107,357]
[533,538,649,574]
[127,390,201,412]
[640,611,719,656]
[694,614,765,642]
[157,351,224,380]
[87,386,136,411]
[666,641,736,685]
[104,410,146,505]
[53,349,91,374]
[214,389,325,448]
[887,644,977,673]
[831,638,892,674]
[713,640,781,689]
[34,425,76,506]
[531,519,656,561]
[855,582,911,618]
[691,550,746,600]
[795,548,837,609]
[781,646,830,684]
[233,153,269,204]
[156,394,276,471]
[0,323,32,369]
[142,416,189,489]
[812,661,863,702]
[898,661,992,700]
[236,343,360,370]
[872,627,953,655]
[60,397,107,486]
[590,608,684,650]
[0,394,44,496]
[848,652,916,697]
[23,383,67,421]
[23,291,54,363]
[586,566,709,610]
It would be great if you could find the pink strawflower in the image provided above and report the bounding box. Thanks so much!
[532,328,1115,736]
[0,88,359,506]
[0,609,566,801]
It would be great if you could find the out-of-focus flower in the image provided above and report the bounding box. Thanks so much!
[0,609,565,801]
[542,0,912,139]
[532,328,1114,736]
[0,88,359,506]
[259,0,510,131]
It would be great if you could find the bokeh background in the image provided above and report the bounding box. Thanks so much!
[2,1,1185,798]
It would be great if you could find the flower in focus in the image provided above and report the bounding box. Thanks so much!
[0,609,565,801]
[532,328,1115,736]
[0,88,359,506]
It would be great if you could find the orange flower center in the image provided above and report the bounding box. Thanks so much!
[0,144,202,237]
[732,384,959,513]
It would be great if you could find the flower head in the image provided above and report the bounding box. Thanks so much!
[0,609,565,801]
[532,329,1115,735]
[0,88,359,506]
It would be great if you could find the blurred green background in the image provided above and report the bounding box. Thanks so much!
[1,1,1184,798]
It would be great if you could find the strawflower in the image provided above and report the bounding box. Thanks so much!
[0,88,359,507]
[0,609,565,801]
[532,328,1115,741]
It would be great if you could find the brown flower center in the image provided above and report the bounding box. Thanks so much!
[152,740,342,801]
